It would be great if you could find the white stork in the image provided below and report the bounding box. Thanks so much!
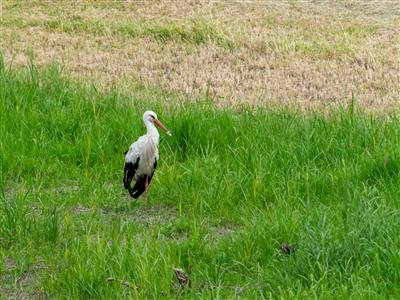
[123,111,172,206]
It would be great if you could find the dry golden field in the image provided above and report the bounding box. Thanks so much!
[1,1,399,111]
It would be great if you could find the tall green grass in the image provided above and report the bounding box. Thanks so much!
[5,16,234,49]
[1,59,400,298]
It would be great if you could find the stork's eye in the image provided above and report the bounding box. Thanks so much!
[151,115,156,120]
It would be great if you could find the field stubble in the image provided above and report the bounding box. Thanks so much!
[1,1,399,111]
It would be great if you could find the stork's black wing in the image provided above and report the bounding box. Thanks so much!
[123,157,140,198]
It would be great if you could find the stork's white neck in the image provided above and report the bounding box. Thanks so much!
[145,120,160,144]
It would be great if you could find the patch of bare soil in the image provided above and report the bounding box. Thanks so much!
[0,257,47,299]
[101,202,178,226]
[73,203,91,214]
[126,204,178,225]
[210,223,241,238]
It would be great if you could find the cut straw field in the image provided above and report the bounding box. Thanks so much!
[1,0,399,111]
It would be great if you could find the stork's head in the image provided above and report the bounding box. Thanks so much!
[143,111,172,136]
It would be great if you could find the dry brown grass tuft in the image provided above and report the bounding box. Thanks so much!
[1,1,399,111]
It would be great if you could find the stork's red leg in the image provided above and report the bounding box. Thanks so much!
[144,175,149,207]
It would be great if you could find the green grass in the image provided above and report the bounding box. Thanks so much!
[259,18,377,58]
[1,58,400,299]
[2,15,234,49]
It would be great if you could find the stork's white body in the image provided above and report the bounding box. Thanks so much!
[125,128,159,178]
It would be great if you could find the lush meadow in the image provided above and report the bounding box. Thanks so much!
[1,59,400,298]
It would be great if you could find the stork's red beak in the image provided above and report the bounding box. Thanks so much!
[154,119,172,136]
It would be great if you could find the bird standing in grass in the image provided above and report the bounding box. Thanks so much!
[123,111,172,206]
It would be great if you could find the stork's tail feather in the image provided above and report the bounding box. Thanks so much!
[130,176,146,198]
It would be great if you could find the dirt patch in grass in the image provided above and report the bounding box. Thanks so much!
[128,204,178,225]
[73,203,91,214]
[101,202,178,226]
[0,257,47,299]
[1,1,399,111]
[210,223,241,238]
